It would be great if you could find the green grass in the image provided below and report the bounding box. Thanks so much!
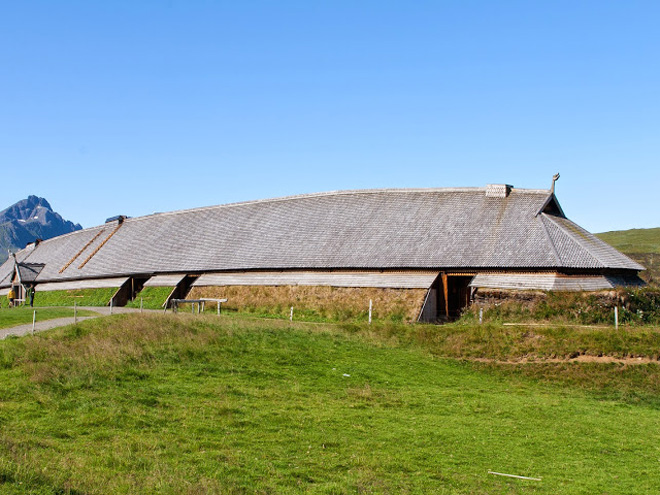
[1,314,660,493]
[354,318,660,403]
[365,319,660,361]
[27,288,118,307]
[125,286,173,309]
[0,307,96,329]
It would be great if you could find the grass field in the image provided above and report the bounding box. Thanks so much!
[1,313,660,493]
[0,307,95,330]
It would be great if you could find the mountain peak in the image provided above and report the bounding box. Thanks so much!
[26,195,52,211]
[0,196,82,264]
[1,196,55,223]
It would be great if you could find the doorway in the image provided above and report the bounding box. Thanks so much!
[446,276,473,317]
[433,273,474,321]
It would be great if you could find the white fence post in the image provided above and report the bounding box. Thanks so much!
[290,306,293,322]
[479,307,483,325]
[615,306,619,330]
[74,302,77,324]
[369,299,373,324]
[110,299,113,315]
[140,297,143,313]
[32,310,36,335]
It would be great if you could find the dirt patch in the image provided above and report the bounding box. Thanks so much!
[468,355,660,366]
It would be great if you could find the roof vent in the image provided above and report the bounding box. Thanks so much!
[105,215,127,224]
[485,184,513,198]
[25,239,42,251]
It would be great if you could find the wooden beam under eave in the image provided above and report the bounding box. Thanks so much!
[441,272,449,318]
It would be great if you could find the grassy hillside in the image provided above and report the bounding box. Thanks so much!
[2,314,660,493]
[596,227,660,254]
[596,227,660,285]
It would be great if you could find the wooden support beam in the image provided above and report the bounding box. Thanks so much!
[78,221,123,269]
[441,272,449,317]
[59,228,106,273]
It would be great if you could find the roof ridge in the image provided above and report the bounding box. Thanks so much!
[541,214,604,267]
[537,215,562,265]
[122,187,553,224]
[541,213,645,270]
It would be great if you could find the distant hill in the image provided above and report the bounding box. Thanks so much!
[596,228,660,285]
[0,196,82,265]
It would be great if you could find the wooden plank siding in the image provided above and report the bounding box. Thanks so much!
[469,273,645,291]
[144,274,188,287]
[192,271,439,289]
[35,277,129,292]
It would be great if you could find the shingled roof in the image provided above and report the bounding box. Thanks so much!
[0,186,643,287]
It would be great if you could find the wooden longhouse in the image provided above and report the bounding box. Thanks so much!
[0,184,645,322]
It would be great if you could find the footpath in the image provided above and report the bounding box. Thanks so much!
[0,307,157,340]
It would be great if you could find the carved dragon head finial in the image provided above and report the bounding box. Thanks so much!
[551,173,560,194]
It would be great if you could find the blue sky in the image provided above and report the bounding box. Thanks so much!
[1,1,658,233]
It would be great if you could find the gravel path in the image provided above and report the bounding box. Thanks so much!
[0,307,160,340]
[0,316,98,339]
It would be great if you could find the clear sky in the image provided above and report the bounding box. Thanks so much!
[1,1,658,233]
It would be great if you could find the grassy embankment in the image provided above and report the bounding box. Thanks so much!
[125,286,174,310]
[187,285,425,322]
[24,288,118,308]
[27,283,660,331]
[1,313,660,493]
[468,288,660,326]
[597,227,660,285]
[0,307,96,330]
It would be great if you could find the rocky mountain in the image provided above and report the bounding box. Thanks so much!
[0,196,82,264]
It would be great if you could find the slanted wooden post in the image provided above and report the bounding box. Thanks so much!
[441,272,449,318]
